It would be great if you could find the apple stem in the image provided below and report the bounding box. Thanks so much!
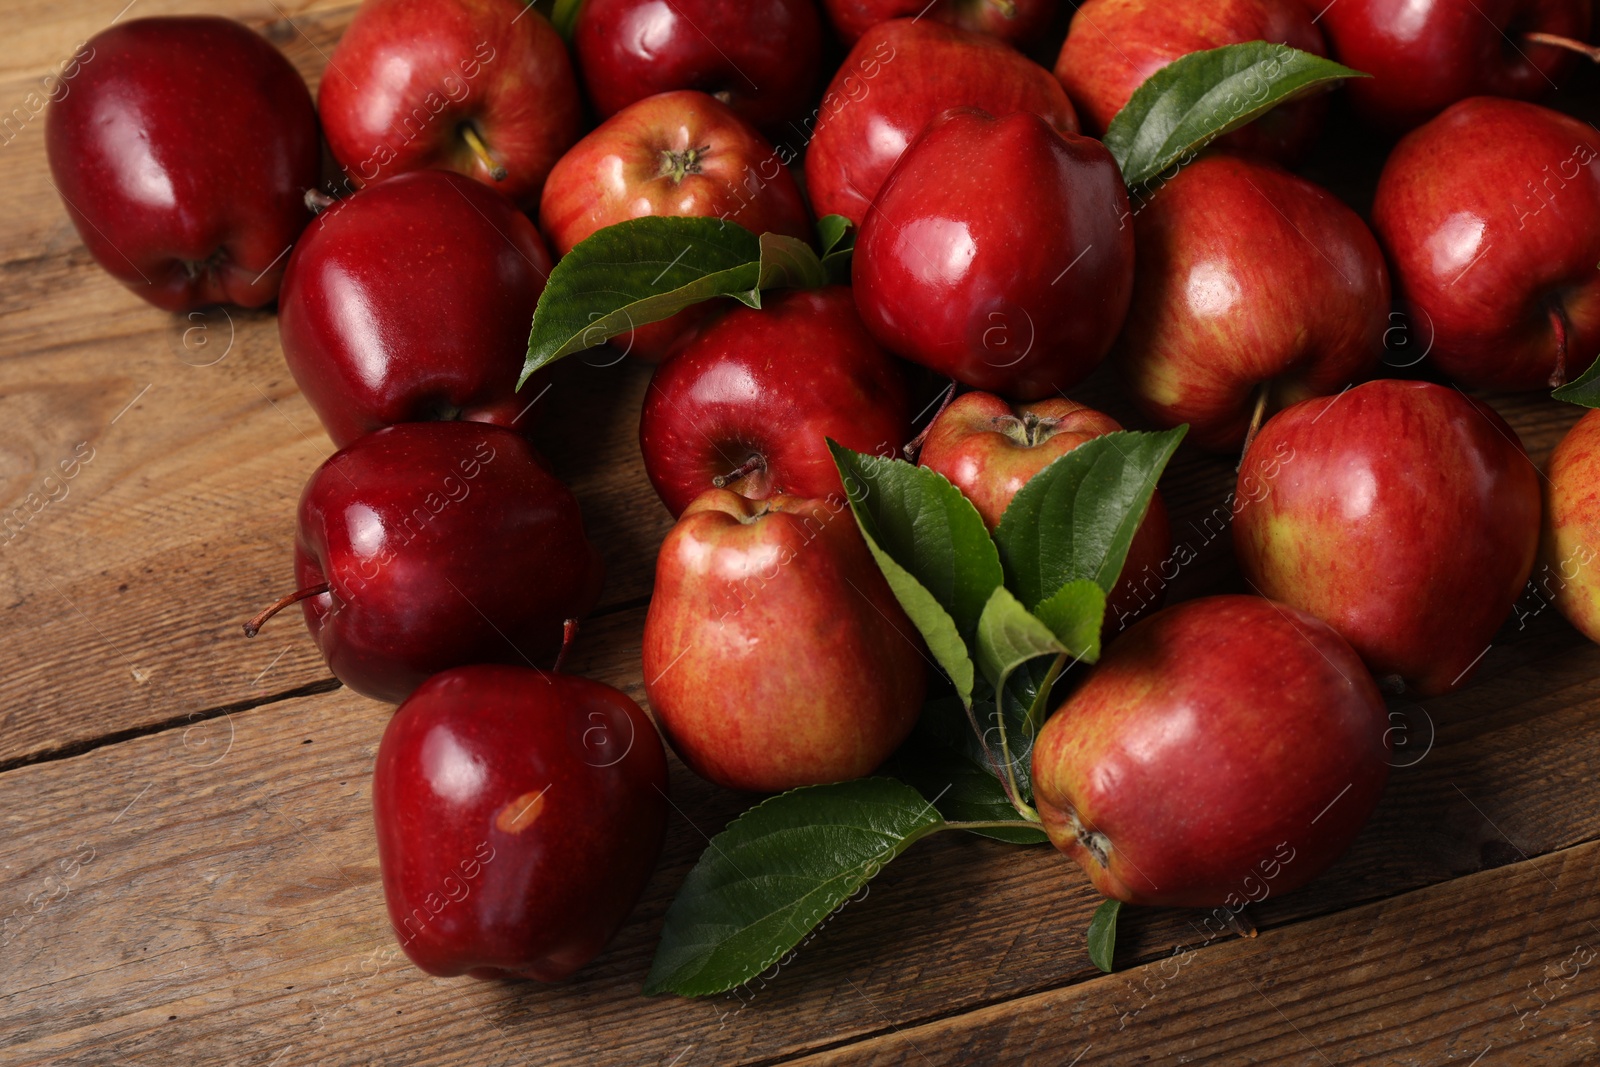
[1549,303,1571,387]
[552,618,579,674]
[303,189,337,214]
[1238,382,1272,470]
[242,583,330,638]
[1224,908,1258,939]
[712,453,766,489]
[460,123,509,182]
[1524,31,1600,63]
[902,381,959,462]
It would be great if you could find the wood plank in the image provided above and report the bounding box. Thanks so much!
[790,838,1600,1067]
[3,593,1599,1066]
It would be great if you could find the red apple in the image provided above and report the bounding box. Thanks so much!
[1539,410,1600,644]
[277,169,554,448]
[638,286,914,517]
[374,664,668,979]
[1371,97,1600,390]
[853,108,1133,399]
[803,19,1079,226]
[1053,0,1328,162]
[643,489,926,791]
[245,422,603,704]
[1031,595,1390,908]
[1317,0,1591,132]
[44,16,319,310]
[1234,380,1541,696]
[538,89,813,362]
[822,0,1056,47]
[318,0,581,209]
[1117,153,1390,452]
[573,0,823,131]
[917,393,1172,633]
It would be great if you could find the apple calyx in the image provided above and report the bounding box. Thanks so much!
[993,412,1062,448]
[180,247,229,282]
[711,452,766,491]
[1523,31,1600,64]
[242,582,330,638]
[658,144,712,184]
[459,122,508,182]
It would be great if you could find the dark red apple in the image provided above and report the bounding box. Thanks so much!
[573,0,823,131]
[1031,595,1390,908]
[245,422,603,704]
[44,16,320,310]
[318,0,581,209]
[538,89,813,362]
[374,664,668,979]
[1053,0,1328,162]
[278,169,554,448]
[822,0,1056,47]
[917,393,1171,633]
[638,286,914,517]
[643,489,926,791]
[1372,97,1600,390]
[803,18,1079,226]
[1116,153,1389,452]
[854,108,1133,399]
[1317,0,1591,132]
[1234,380,1541,696]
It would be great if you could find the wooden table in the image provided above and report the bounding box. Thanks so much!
[4,2,1599,1063]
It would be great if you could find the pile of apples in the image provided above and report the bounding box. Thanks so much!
[44,0,1600,985]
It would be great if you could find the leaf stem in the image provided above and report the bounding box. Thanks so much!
[940,818,1042,833]
[1022,651,1070,738]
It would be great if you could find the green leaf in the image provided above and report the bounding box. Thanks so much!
[829,442,1005,704]
[548,0,583,39]
[1088,899,1122,973]
[883,696,1048,844]
[1104,43,1366,188]
[1553,354,1600,406]
[975,587,1068,694]
[754,231,829,294]
[972,587,1075,801]
[644,779,943,997]
[994,427,1186,612]
[522,217,761,383]
[817,214,856,284]
[1032,579,1105,664]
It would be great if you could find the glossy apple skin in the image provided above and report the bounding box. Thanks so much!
[374,665,668,980]
[574,0,823,131]
[44,17,319,311]
[823,0,1056,46]
[278,170,554,448]
[1318,0,1590,132]
[1118,153,1388,452]
[1372,98,1600,390]
[1541,411,1600,643]
[292,422,603,704]
[918,393,1171,633]
[1234,380,1540,696]
[644,490,926,791]
[804,19,1079,226]
[319,0,580,209]
[1055,0,1327,162]
[854,109,1133,399]
[1031,595,1389,908]
[638,287,914,517]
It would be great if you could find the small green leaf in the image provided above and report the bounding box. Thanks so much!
[829,441,1005,704]
[972,587,1074,801]
[975,587,1068,694]
[644,779,943,997]
[753,231,829,294]
[1553,354,1600,406]
[548,0,583,39]
[1104,43,1366,188]
[522,217,762,383]
[817,215,853,257]
[883,696,1048,844]
[1088,899,1122,973]
[1032,579,1106,664]
[994,427,1186,611]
